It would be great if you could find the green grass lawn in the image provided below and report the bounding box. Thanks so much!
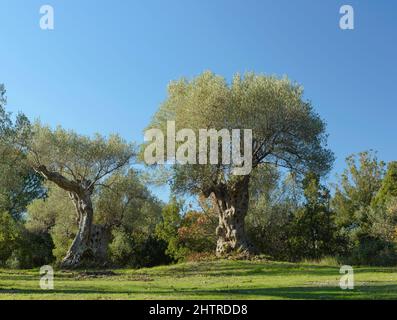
[1,259,397,300]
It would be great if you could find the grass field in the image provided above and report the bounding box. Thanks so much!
[1,260,397,300]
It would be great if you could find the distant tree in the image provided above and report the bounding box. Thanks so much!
[95,170,162,233]
[332,151,385,229]
[145,72,333,257]
[372,162,397,207]
[0,84,44,219]
[26,123,134,268]
[291,172,336,260]
[245,167,296,260]
[362,162,397,265]
[155,198,184,260]
[96,170,166,268]
[331,151,397,265]
[368,198,397,244]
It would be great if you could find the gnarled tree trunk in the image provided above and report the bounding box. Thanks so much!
[209,176,255,257]
[61,191,94,268]
[61,191,110,268]
[34,166,109,268]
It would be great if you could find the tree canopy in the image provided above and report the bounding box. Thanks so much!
[145,71,333,196]
[27,123,135,192]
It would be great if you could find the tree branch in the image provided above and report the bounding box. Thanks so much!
[34,165,82,194]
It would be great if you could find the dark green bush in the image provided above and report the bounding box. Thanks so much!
[343,236,397,266]
[109,228,171,268]
[6,231,54,269]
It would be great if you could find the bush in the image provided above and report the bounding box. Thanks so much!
[12,231,54,269]
[50,222,75,264]
[129,233,171,268]
[344,236,397,266]
[108,228,171,268]
[178,211,217,254]
[0,211,21,265]
[156,199,218,262]
[108,228,134,266]
[0,211,54,268]
[155,199,185,261]
[246,203,294,261]
[335,202,397,266]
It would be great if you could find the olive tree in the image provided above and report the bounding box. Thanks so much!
[144,72,333,256]
[27,123,134,268]
[27,170,162,265]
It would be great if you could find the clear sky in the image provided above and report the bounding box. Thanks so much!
[1,0,396,201]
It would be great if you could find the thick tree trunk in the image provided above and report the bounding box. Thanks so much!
[210,176,255,257]
[61,191,93,268]
[61,192,110,268]
[33,166,109,268]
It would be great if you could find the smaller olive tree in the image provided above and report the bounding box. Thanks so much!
[26,123,134,268]
[27,170,164,267]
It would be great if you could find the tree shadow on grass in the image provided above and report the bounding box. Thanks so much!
[206,285,397,300]
[2,284,397,300]
[135,263,334,277]
[0,272,80,282]
[135,262,396,279]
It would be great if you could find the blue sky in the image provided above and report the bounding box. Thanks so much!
[1,0,396,201]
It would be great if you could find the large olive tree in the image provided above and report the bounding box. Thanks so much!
[27,123,134,268]
[144,72,334,256]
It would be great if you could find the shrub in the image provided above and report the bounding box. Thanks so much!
[129,232,171,268]
[6,231,54,269]
[0,211,21,265]
[155,199,185,261]
[346,236,397,266]
[0,211,54,268]
[178,211,217,254]
[109,228,171,268]
[337,202,397,266]
[155,198,219,261]
[108,228,134,266]
[50,221,75,264]
[246,203,294,261]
